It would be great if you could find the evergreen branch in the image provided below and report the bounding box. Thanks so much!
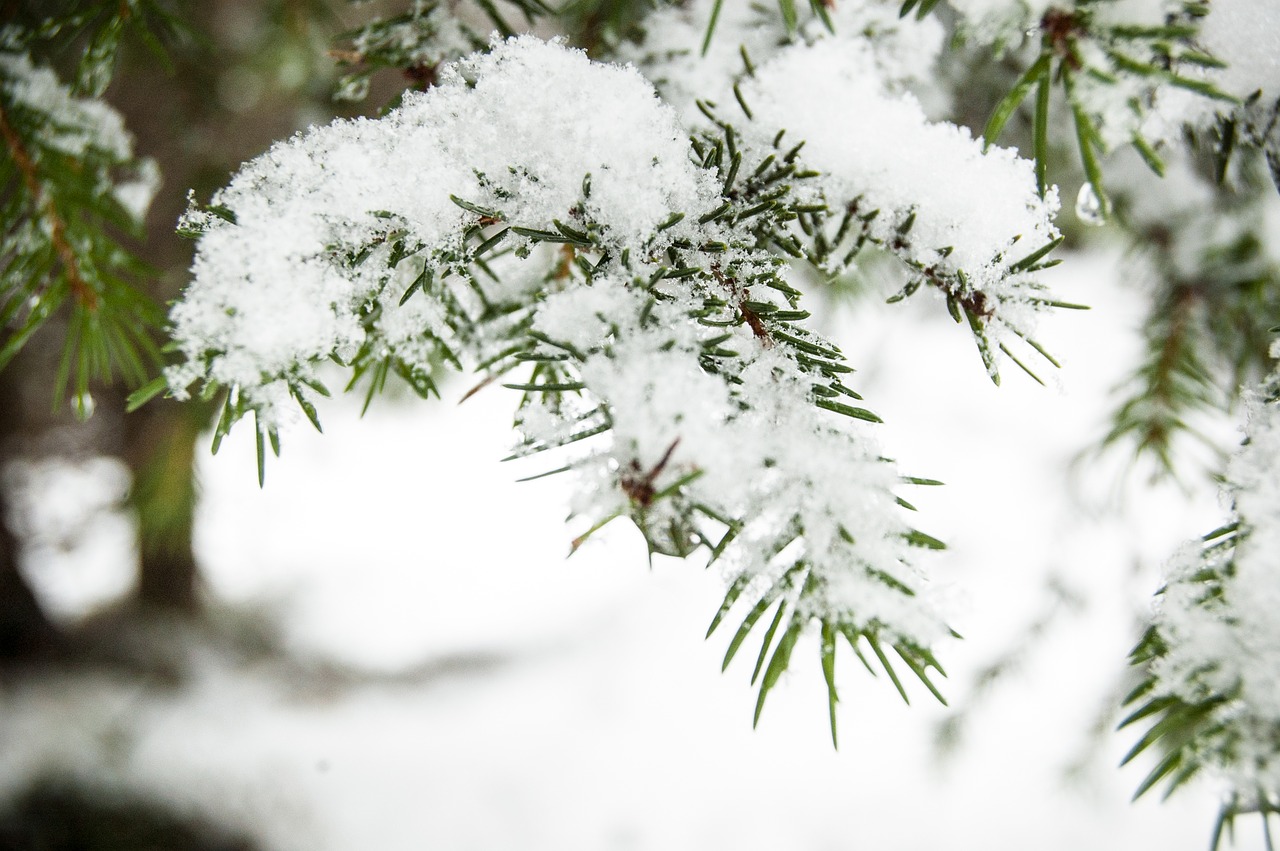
[1102,286,1220,476]
[1101,157,1280,477]
[1126,376,1280,846]
[8,0,195,92]
[0,99,98,312]
[164,39,954,730]
[689,69,1067,384]
[978,0,1236,215]
[0,48,162,412]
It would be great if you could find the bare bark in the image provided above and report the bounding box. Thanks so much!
[0,368,59,661]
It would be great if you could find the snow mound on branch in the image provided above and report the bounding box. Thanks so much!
[167,35,953,679]
[618,0,945,123]
[742,39,1060,296]
[168,36,714,408]
[1148,385,1280,798]
[1200,0,1280,101]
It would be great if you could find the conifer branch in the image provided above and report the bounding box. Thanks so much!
[164,38,956,733]
[1101,143,1280,476]
[0,100,98,312]
[118,1,1280,825]
[0,48,162,413]
[1125,366,1280,845]
[975,0,1239,220]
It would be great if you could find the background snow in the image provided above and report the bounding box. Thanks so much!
[2,248,1262,849]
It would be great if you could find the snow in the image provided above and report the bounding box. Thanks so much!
[113,156,162,224]
[2,457,135,621]
[4,252,1264,849]
[168,36,714,409]
[1201,0,1280,100]
[742,38,1060,288]
[728,36,1062,375]
[0,47,158,224]
[1143,381,1280,801]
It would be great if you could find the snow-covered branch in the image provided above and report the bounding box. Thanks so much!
[0,42,162,416]
[1125,366,1280,831]
[166,37,955,734]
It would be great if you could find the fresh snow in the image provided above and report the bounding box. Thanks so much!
[4,254,1261,850]
[0,46,159,225]
[1146,380,1280,802]
[740,38,1061,295]
[6,2,1278,843]
[167,36,961,657]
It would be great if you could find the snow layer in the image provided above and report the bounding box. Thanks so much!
[618,0,945,124]
[744,39,1059,291]
[1146,382,1280,800]
[0,47,158,224]
[168,36,952,662]
[1200,0,1280,100]
[168,36,713,407]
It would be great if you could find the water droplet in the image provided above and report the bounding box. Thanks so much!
[72,391,95,420]
[1075,183,1107,226]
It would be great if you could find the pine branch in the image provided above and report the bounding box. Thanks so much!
[163,38,956,733]
[1101,145,1280,477]
[978,0,1238,221]
[1125,374,1280,847]
[0,98,98,311]
[0,48,163,416]
[1102,283,1222,476]
[699,53,1071,384]
[8,0,196,95]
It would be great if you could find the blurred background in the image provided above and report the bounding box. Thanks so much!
[0,1,1272,848]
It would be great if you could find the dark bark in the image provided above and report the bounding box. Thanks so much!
[1,1,351,627]
[0,499,58,661]
[122,399,204,612]
[105,2,330,613]
[135,551,199,612]
[0,366,59,661]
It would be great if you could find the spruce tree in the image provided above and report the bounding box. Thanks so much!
[4,0,1280,844]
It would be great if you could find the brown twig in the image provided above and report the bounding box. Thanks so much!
[0,101,99,310]
[552,243,575,280]
[711,263,773,347]
[457,372,499,404]
[327,48,365,64]
[1040,7,1084,70]
[621,438,681,507]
